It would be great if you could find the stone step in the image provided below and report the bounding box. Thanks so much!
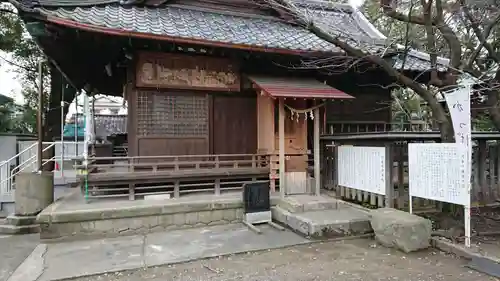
[271,206,372,238]
[6,215,37,226]
[0,223,40,235]
[277,195,339,213]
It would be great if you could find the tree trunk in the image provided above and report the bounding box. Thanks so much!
[42,64,76,171]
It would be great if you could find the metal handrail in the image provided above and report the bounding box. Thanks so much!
[8,143,56,181]
[1,141,84,198]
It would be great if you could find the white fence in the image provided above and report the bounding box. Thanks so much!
[0,141,83,202]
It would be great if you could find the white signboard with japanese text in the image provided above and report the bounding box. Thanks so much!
[408,143,468,205]
[444,86,472,247]
[444,86,472,176]
[337,146,386,195]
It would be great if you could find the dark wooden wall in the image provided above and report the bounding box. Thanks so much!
[323,84,392,134]
[128,89,258,157]
[325,86,391,123]
[212,95,257,154]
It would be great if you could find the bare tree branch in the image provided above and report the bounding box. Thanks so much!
[263,0,454,140]
[381,0,433,25]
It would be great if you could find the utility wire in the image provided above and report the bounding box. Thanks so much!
[0,54,36,73]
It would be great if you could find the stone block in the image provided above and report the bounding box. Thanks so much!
[370,208,432,253]
[277,195,339,213]
[235,208,244,220]
[210,210,224,221]
[158,214,173,227]
[172,213,186,226]
[6,215,37,226]
[15,172,54,216]
[197,211,212,224]
[271,206,287,223]
[272,206,371,238]
[185,212,199,225]
[0,223,40,234]
[222,209,236,221]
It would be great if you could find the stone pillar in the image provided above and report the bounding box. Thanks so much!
[15,172,54,216]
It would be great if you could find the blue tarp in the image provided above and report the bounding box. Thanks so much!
[63,123,85,138]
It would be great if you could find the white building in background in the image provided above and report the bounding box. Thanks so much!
[67,94,127,121]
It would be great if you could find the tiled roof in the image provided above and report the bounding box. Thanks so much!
[293,1,387,52]
[39,5,344,53]
[29,0,447,72]
[391,50,449,72]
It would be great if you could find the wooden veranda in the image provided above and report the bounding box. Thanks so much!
[77,152,311,200]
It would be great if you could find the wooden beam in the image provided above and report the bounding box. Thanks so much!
[279,98,286,198]
[314,107,321,196]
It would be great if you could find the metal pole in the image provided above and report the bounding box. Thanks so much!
[37,60,44,172]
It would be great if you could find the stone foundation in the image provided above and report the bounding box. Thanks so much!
[40,208,244,240]
[37,196,280,241]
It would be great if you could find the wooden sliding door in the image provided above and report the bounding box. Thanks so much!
[212,95,257,155]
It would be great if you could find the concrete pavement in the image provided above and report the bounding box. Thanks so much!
[70,239,497,281]
[0,234,39,281]
[7,224,310,281]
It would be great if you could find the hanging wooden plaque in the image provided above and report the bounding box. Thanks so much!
[136,52,240,91]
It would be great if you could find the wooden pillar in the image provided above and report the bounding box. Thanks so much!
[384,143,394,208]
[257,93,276,192]
[314,107,321,196]
[478,140,488,203]
[279,98,286,198]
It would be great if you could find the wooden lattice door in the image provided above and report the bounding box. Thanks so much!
[135,91,209,156]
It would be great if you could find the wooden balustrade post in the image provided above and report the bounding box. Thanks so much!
[489,145,496,200]
[128,183,135,201]
[333,144,339,194]
[129,158,134,172]
[320,142,326,191]
[174,157,179,171]
[214,178,221,195]
[174,180,180,198]
[497,143,500,188]
[478,140,488,203]
[384,143,394,208]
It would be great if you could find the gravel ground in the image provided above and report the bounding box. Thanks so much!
[0,234,39,281]
[67,238,497,281]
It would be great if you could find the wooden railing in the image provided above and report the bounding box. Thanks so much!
[77,154,270,174]
[326,121,496,135]
[76,152,309,201]
[326,121,434,134]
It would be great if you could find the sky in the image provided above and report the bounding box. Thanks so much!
[0,51,22,103]
[0,0,365,106]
